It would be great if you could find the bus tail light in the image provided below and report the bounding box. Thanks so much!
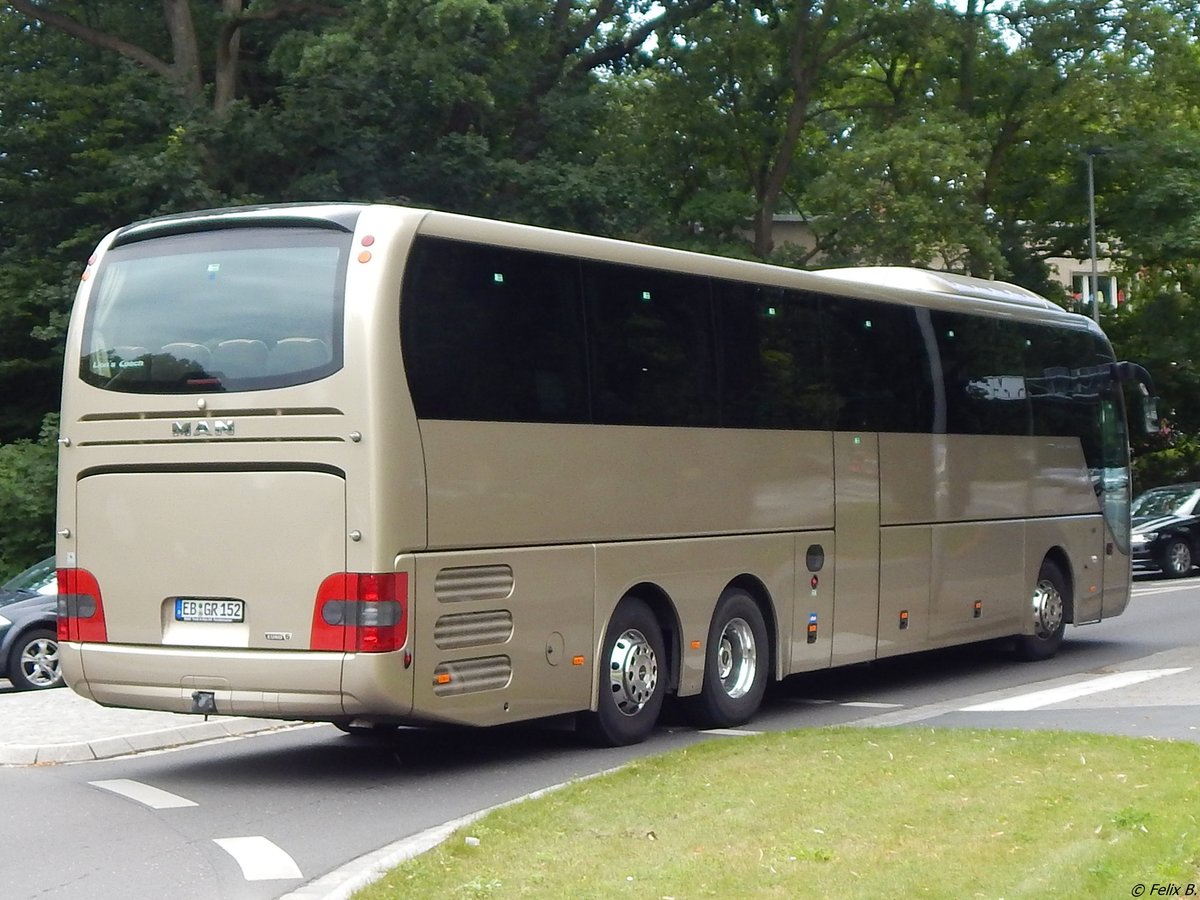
[311,572,408,652]
[57,568,108,643]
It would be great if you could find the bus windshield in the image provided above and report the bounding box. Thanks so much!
[79,227,349,393]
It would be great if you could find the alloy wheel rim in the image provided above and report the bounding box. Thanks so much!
[717,618,757,699]
[606,628,658,717]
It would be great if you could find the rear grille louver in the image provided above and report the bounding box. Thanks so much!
[434,611,514,650]
[433,656,512,696]
[434,565,514,603]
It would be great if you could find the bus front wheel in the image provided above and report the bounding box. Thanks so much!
[1015,559,1068,661]
[578,597,666,747]
[682,589,769,729]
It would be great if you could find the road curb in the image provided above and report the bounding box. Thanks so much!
[0,717,299,766]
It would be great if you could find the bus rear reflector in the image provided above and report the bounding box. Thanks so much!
[311,572,408,652]
[57,568,108,643]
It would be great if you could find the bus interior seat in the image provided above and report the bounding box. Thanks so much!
[110,345,149,361]
[268,337,329,374]
[211,339,269,379]
[161,342,212,367]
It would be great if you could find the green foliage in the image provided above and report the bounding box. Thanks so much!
[0,414,58,578]
[2,0,1200,473]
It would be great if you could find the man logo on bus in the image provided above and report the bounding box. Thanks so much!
[171,420,235,437]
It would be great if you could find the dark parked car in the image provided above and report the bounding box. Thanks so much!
[1130,483,1200,578]
[0,556,62,690]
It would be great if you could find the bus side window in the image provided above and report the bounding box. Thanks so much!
[400,237,589,424]
[582,260,718,428]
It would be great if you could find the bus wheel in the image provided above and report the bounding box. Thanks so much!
[578,597,666,747]
[1015,559,1067,661]
[682,589,769,729]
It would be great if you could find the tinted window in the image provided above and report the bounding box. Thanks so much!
[583,261,717,427]
[81,228,348,393]
[401,238,589,423]
[823,296,933,432]
[931,311,1032,436]
[1023,323,1113,466]
[717,281,833,429]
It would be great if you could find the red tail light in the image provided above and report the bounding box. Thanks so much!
[56,568,108,643]
[311,572,407,652]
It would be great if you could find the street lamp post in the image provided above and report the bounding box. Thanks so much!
[1086,149,1100,324]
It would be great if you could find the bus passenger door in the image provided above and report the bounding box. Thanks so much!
[831,432,880,666]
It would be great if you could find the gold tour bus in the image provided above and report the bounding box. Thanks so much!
[55,203,1156,746]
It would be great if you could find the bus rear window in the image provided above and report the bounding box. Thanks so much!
[80,227,349,393]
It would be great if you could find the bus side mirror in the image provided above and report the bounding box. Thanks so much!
[1140,385,1160,436]
[1111,361,1159,435]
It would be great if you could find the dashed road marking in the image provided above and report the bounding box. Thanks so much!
[961,668,1191,712]
[700,728,763,737]
[214,836,302,881]
[839,701,904,709]
[89,778,198,809]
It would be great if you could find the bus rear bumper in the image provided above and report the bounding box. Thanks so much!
[62,642,414,721]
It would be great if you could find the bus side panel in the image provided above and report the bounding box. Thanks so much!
[419,422,834,549]
[830,432,880,667]
[880,434,1098,526]
[877,525,932,658]
[593,534,797,700]
[930,520,1025,645]
[408,545,594,727]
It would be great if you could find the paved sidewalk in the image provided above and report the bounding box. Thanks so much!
[0,683,297,766]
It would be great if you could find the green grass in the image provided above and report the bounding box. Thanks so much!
[355,727,1200,899]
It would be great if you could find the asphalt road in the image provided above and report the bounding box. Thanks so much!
[1,575,1196,900]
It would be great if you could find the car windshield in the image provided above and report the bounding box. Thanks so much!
[1131,486,1200,518]
[1,556,57,595]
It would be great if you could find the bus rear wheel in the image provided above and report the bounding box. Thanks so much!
[681,589,769,729]
[1015,559,1068,661]
[578,597,666,747]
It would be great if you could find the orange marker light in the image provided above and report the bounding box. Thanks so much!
[691,640,701,650]
[572,655,585,666]
[357,251,372,263]
[435,673,451,685]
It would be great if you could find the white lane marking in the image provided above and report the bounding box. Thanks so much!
[787,698,902,708]
[89,779,198,809]
[840,701,904,709]
[214,836,302,881]
[1133,582,1200,597]
[700,728,763,737]
[962,668,1191,712]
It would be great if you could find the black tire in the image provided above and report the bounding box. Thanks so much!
[578,597,666,747]
[681,589,770,729]
[1158,537,1193,578]
[7,628,63,691]
[1014,559,1068,662]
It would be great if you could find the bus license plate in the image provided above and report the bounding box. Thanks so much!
[174,598,245,623]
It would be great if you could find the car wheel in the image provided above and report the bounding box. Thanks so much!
[577,597,666,747]
[1014,559,1068,662]
[1158,537,1193,578]
[7,628,63,690]
[681,589,769,729]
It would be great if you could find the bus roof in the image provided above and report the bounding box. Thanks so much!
[813,266,1059,311]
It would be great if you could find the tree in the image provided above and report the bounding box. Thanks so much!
[4,0,348,115]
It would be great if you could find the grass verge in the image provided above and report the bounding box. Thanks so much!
[355,727,1200,899]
